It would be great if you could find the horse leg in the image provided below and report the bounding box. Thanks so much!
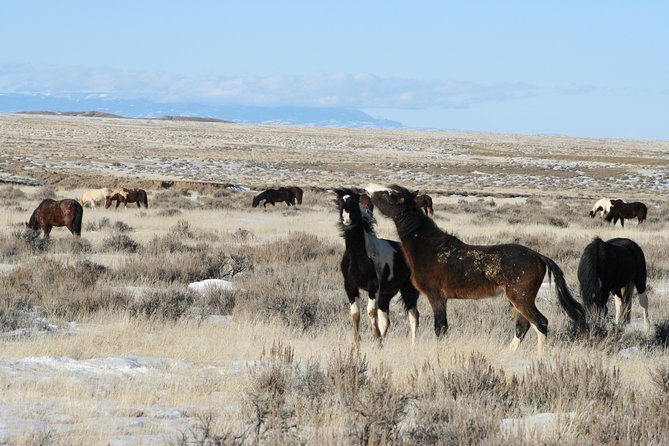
[344,280,361,342]
[367,296,381,339]
[430,296,448,337]
[638,289,650,333]
[377,294,392,340]
[616,283,634,326]
[42,225,52,238]
[511,300,548,355]
[509,307,531,351]
[400,283,420,345]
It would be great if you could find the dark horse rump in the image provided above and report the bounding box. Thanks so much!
[26,198,83,237]
[369,185,587,354]
[577,237,649,330]
[605,200,647,227]
[288,186,304,205]
[414,193,434,215]
[252,187,294,207]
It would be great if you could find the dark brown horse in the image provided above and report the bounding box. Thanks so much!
[605,200,647,227]
[26,199,83,238]
[252,187,294,208]
[414,193,434,215]
[288,186,304,205]
[369,185,588,354]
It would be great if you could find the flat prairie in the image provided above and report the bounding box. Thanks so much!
[1,113,668,445]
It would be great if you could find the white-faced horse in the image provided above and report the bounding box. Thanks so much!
[79,188,112,208]
[589,198,615,218]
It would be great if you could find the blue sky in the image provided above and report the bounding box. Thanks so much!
[1,1,667,139]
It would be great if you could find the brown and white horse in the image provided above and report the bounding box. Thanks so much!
[369,185,588,354]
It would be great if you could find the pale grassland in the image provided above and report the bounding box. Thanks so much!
[0,114,668,444]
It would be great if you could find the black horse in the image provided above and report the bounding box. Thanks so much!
[605,199,647,227]
[578,237,649,331]
[334,188,420,344]
[252,187,295,208]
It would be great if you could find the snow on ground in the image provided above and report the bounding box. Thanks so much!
[187,278,234,293]
[499,412,576,439]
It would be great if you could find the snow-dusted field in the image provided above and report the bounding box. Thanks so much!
[0,114,668,444]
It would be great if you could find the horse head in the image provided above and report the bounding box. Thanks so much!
[252,194,261,207]
[367,184,418,220]
[333,188,371,230]
[105,195,113,209]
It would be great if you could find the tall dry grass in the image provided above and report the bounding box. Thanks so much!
[0,178,668,444]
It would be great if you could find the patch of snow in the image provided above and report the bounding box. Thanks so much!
[500,412,575,439]
[618,346,641,358]
[188,279,234,293]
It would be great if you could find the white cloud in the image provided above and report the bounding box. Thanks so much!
[0,64,581,110]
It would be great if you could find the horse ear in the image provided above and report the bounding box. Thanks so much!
[360,194,371,209]
[412,190,419,197]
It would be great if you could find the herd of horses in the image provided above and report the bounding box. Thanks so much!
[25,183,651,354]
[336,187,651,354]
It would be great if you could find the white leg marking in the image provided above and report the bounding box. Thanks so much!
[408,308,419,346]
[378,309,389,338]
[350,299,360,328]
[639,291,650,332]
[614,294,623,325]
[532,324,546,356]
[367,298,380,338]
[509,335,521,352]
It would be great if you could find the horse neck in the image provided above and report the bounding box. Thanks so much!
[342,223,371,258]
[394,207,433,239]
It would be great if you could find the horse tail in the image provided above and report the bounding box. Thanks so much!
[73,202,84,236]
[142,191,149,208]
[540,253,589,333]
[577,238,602,314]
[640,203,647,222]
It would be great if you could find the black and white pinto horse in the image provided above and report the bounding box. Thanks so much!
[578,237,649,331]
[589,198,614,218]
[334,188,420,344]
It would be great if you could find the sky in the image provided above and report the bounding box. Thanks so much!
[1,1,667,140]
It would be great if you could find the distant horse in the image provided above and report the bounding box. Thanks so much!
[589,198,615,218]
[123,188,149,208]
[369,185,588,354]
[252,187,294,208]
[578,237,649,331]
[605,200,647,227]
[79,188,111,208]
[335,188,420,344]
[414,193,434,215]
[105,188,148,209]
[288,186,304,205]
[105,192,127,209]
[26,199,83,238]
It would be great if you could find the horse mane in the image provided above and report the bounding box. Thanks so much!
[387,185,440,239]
[578,237,603,308]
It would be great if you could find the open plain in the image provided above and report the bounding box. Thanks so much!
[1,113,669,445]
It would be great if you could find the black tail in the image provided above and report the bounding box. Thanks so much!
[577,238,601,311]
[540,253,588,333]
[73,203,84,236]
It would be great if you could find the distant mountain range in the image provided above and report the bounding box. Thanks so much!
[0,93,404,129]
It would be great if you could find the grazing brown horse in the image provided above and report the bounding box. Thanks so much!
[605,200,647,227]
[288,186,304,205]
[252,187,295,207]
[368,185,588,354]
[105,192,127,209]
[26,199,83,238]
[414,193,434,215]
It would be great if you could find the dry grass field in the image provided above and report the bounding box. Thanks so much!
[1,113,668,445]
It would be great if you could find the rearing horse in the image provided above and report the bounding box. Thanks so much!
[369,184,588,354]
